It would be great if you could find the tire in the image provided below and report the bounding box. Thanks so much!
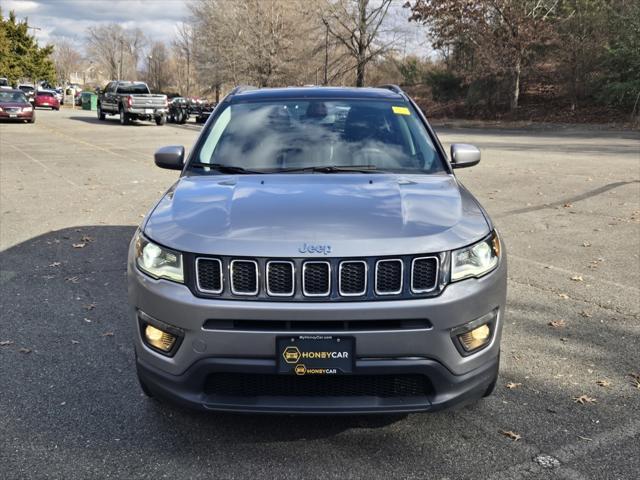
[155,114,166,126]
[97,104,105,121]
[179,112,188,124]
[29,115,35,124]
[119,106,129,125]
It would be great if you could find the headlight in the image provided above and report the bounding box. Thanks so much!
[451,231,500,281]
[22,106,33,112]
[134,233,184,283]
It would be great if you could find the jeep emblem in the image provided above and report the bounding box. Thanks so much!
[298,243,332,255]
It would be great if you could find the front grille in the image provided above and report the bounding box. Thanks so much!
[375,259,403,295]
[411,257,439,292]
[303,261,330,296]
[230,260,258,295]
[196,258,222,293]
[266,261,294,296]
[193,253,444,301]
[203,318,432,331]
[204,373,431,397]
[339,261,367,296]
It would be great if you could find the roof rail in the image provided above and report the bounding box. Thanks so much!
[376,84,405,95]
[228,85,258,95]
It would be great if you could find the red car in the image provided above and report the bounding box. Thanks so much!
[34,90,60,110]
[0,89,35,123]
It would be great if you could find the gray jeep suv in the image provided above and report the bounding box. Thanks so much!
[128,85,507,414]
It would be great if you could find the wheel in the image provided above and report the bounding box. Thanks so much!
[119,106,129,125]
[155,114,166,126]
[97,104,105,121]
[179,112,188,124]
[29,115,35,124]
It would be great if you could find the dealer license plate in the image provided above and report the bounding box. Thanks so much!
[145,109,153,114]
[277,335,354,375]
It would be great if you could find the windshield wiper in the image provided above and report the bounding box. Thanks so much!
[270,165,379,174]
[189,162,265,174]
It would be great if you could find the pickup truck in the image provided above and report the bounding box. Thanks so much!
[97,81,167,125]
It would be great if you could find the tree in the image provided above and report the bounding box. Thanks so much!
[323,0,394,86]
[173,22,195,97]
[407,0,559,110]
[146,41,172,92]
[0,9,55,85]
[52,39,82,85]
[85,24,146,80]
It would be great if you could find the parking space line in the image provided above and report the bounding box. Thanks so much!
[5,143,80,188]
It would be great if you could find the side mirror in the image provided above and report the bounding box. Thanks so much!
[450,144,481,169]
[155,145,185,170]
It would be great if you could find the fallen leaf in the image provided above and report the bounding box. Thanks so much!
[628,373,640,389]
[560,337,569,342]
[0,340,14,346]
[80,235,94,243]
[573,395,597,405]
[83,318,92,323]
[505,382,522,389]
[577,435,592,441]
[65,276,80,283]
[71,340,80,345]
[596,379,611,387]
[563,203,573,208]
[582,241,591,247]
[102,332,114,337]
[49,262,61,267]
[549,320,566,328]
[84,303,96,311]
[60,401,66,406]
[571,275,584,282]
[499,430,522,441]
[19,347,32,354]
[72,243,86,249]
[558,293,569,299]
[579,310,592,318]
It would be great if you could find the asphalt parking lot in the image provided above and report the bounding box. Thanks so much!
[1,108,639,479]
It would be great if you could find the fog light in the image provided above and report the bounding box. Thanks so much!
[458,324,491,352]
[144,324,177,352]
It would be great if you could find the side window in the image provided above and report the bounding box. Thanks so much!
[104,82,114,94]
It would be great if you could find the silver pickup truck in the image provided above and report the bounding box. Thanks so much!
[97,81,167,125]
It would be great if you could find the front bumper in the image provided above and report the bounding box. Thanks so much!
[0,111,33,120]
[129,251,506,413]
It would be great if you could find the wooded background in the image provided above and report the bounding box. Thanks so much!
[2,0,639,122]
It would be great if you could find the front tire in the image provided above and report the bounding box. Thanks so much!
[155,114,166,126]
[119,107,129,125]
[97,104,105,121]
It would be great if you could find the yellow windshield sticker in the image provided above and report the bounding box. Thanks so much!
[392,106,410,115]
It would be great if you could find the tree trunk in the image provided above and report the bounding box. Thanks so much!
[215,84,220,103]
[356,0,368,87]
[510,55,521,111]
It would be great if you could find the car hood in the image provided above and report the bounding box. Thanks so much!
[144,174,490,257]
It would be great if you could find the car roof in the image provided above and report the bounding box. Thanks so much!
[229,86,406,102]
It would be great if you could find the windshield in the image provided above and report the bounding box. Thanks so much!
[117,83,150,94]
[0,91,28,103]
[192,99,446,174]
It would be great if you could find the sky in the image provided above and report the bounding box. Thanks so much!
[1,0,429,57]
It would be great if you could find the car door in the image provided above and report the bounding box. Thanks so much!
[103,82,116,112]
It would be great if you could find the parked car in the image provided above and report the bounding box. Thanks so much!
[167,97,189,124]
[130,85,507,414]
[189,98,215,123]
[0,89,35,123]
[0,77,11,90]
[74,90,83,106]
[17,84,35,103]
[54,88,64,105]
[97,81,167,125]
[34,90,60,110]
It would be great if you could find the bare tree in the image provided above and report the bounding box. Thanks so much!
[85,24,147,80]
[323,0,394,86]
[173,22,195,96]
[146,41,172,92]
[51,39,82,85]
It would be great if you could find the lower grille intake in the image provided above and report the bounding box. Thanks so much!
[204,373,431,397]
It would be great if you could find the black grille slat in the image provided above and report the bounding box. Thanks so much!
[303,262,330,296]
[340,261,366,295]
[205,373,431,397]
[376,260,403,294]
[231,260,258,295]
[412,257,438,292]
[196,258,222,293]
[267,262,294,296]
